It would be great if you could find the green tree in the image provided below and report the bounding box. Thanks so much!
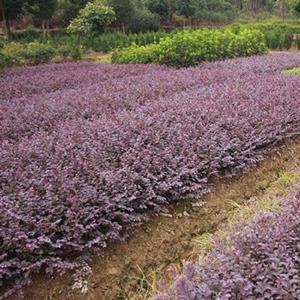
[26,0,58,36]
[175,0,194,17]
[294,0,300,12]
[129,8,160,32]
[67,0,116,40]
[107,0,135,30]
[147,0,172,22]
[56,0,89,27]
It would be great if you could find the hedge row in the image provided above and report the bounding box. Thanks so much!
[86,31,169,53]
[154,189,300,300]
[0,41,82,68]
[231,21,300,50]
[1,53,300,297]
[112,29,267,67]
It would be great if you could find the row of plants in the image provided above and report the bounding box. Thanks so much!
[1,53,300,298]
[231,21,300,50]
[10,29,171,52]
[112,28,267,67]
[85,31,170,53]
[2,20,300,69]
[154,186,300,300]
[0,30,172,68]
[0,40,82,68]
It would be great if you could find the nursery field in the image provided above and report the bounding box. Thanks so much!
[1,53,300,299]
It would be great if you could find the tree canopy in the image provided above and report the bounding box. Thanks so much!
[0,0,299,38]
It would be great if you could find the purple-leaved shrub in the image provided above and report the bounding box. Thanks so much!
[1,54,300,298]
[153,190,300,300]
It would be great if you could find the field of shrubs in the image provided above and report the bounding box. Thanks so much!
[1,52,300,298]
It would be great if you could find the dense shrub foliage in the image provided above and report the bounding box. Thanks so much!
[88,31,168,53]
[153,189,300,300]
[231,22,300,50]
[1,54,300,297]
[112,28,267,66]
[0,42,56,67]
[0,31,169,68]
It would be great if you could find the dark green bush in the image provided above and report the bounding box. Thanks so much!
[0,52,14,68]
[0,37,7,49]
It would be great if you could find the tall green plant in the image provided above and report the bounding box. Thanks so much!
[67,1,116,40]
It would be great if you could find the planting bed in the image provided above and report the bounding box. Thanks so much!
[154,181,300,300]
[1,53,300,298]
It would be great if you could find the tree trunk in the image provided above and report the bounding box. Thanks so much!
[0,0,11,39]
[42,20,46,38]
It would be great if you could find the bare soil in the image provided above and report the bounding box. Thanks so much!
[6,137,300,300]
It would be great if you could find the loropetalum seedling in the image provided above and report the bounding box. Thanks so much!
[153,191,300,300]
[1,54,300,298]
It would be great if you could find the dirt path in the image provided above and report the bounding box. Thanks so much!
[6,137,300,300]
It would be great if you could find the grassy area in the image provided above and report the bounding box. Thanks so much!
[83,51,112,64]
[283,67,300,75]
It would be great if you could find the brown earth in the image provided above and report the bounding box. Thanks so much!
[6,136,300,300]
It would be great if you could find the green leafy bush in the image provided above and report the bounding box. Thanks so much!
[230,21,300,50]
[228,29,267,57]
[0,52,14,68]
[1,42,25,66]
[67,1,116,37]
[23,42,55,65]
[112,43,160,63]
[113,28,267,67]
[69,47,83,61]
[0,42,55,68]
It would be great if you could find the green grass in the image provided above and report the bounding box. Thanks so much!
[283,67,300,76]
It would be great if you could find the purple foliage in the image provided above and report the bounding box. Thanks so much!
[153,191,300,300]
[1,54,300,298]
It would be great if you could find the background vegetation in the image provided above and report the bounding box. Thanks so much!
[0,0,300,68]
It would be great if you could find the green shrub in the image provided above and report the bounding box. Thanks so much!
[0,37,7,49]
[230,21,300,50]
[113,28,267,67]
[0,52,14,68]
[23,42,55,65]
[90,31,167,53]
[69,47,82,61]
[279,30,293,50]
[228,29,267,57]
[0,41,56,68]
[112,43,160,64]
[1,42,25,66]
[57,45,72,59]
